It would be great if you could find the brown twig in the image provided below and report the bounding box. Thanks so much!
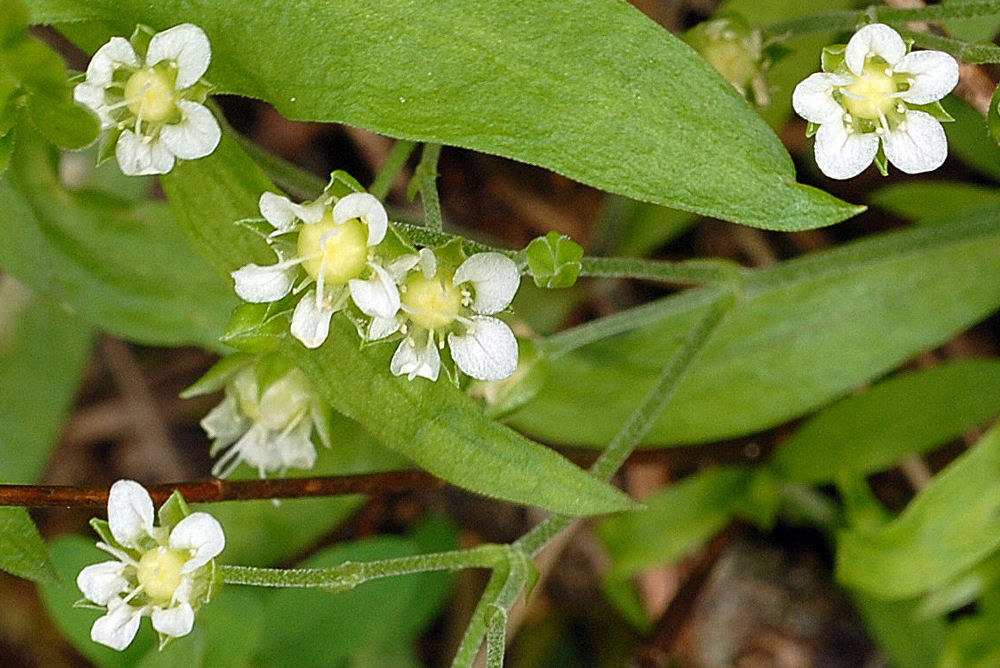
[0,471,441,508]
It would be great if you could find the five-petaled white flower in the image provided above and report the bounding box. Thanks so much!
[77,480,224,651]
[231,191,399,349]
[189,357,330,478]
[380,249,520,382]
[73,24,222,176]
[792,23,958,179]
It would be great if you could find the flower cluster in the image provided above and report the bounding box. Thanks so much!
[793,23,958,179]
[74,24,221,175]
[230,184,522,383]
[182,354,332,479]
[77,480,224,650]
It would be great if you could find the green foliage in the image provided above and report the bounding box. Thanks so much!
[837,426,1000,599]
[772,360,1000,483]
[0,280,93,483]
[0,506,59,584]
[526,231,584,289]
[514,210,1000,446]
[25,0,861,230]
[0,124,236,349]
[873,182,1000,223]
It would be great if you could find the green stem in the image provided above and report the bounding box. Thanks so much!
[369,140,417,200]
[415,143,444,231]
[451,567,511,667]
[895,27,1000,64]
[485,606,508,668]
[219,544,506,589]
[580,256,744,285]
[768,2,1000,38]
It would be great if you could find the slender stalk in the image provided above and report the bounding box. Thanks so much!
[580,256,744,285]
[895,27,1000,64]
[369,140,417,200]
[415,143,445,231]
[486,606,508,668]
[219,544,507,589]
[451,567,511,667]
[768,2,1000,38]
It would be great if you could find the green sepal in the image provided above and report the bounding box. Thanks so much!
[88,518,132,556]
[180,352,255,398]
[326,169,365,199]
[873,147,889,177]
[989,84,1000,147]
[433,237,468,275]
[525,230,583,288]
[253,353,296,392]
[821,44,847,73]
[309,393,336,450]
[220,302,289,353]
[157,490,191,529]
[72,598,107,611]
[805,121,819,139]
[183,79,213,105]
[910,100,955,123]
[128,24,155,58]
[96,126,123,165]
[472,340,549,419]
[377,223,418,257]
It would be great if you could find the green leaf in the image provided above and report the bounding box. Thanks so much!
[0,129,14,178]
[253,523,456,668]
[0,279,94,483]
[590,195,699,258]
[25,87,99,150]
[873,181,1000,223]
[772,360,1000,483]
[513,208,1000,446]
[944,96,1000,181]
[853,593,947,668]
[30,0,860,230]
[0,123,236,349]
[162,130,632,516]
[837,426,1000,599]
[0,506,59,584]
[526,231,584,289]
[598,467,749,576]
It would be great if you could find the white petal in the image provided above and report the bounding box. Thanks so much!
[201,395,250,452]
[159,100,221,160]
[108,480,154,549]
[845,24,906,76]
[332,193,388,246]
[417,248,437,280]
[368,316,401,340]
[259,192,297,231]
[883,110,948,174]
[116,131,175,176]
[448,316,518,381]
[170,513,225,572]
[86,37,139,87]
[813,122,879,180]
[77,562,129,605]
[91,601,143,651]
[453,253,520,314]
[390,337,440,381]
[895,50,959,105]
[290,199,327,224]
[275,420,318,470]
[73,83,113,129]
[290,290,334,349]
[349,264,400,318]
[145,24,211,89]
[386,254,420,283]
[792,72,849,124]
[231,263,294,302]
[151,602,195,638]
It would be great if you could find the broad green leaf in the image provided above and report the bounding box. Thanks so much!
[29,0,861,230]
[944,96,1000,182]
[0,279,93,483]
[512,208,1000,446]
[163,134,632,515]
[873,182,1000,223]
[940,576,1000,668]
[0,506,59,584]
[837,426,1000,599]
[598,467,749,576]
[590,195,699,258]
[0,123,235,349]
[853,594,946,668]
[254,522,455,668]
[943,0,1000,43]
[772,360,1000,483]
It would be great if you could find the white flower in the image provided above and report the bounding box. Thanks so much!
[76,480,224,651]
[73,24,221,175]
[792,23,958,179]
[197,362,329,478]
[231,191,397,349]
[390,251,520,382]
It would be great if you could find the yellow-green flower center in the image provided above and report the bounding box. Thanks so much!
[297,213,369,286]
[124,68,176,122]
[841,63,899,120]
[136,546,187,603]
[402,274,462,331]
